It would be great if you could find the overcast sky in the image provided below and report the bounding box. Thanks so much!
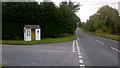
[36,0,120,22]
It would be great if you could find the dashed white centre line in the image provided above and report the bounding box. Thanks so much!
[80,64,85,66]
[79,59,84,63]
[90,37,94,39]
[80,65,85,68]
[96,40,104,44]
[79,56,82,58]
[78,52,81,55]
[111,47,120,53]
[76,39,85,68]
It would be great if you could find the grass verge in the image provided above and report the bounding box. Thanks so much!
[1,34,76,45]
[0,40,1,44]
[0,65,2,68]
[80,28,119,41]
[90,32,119,41]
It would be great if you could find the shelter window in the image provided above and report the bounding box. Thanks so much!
[37,30,39,33]
[27,29,30,36]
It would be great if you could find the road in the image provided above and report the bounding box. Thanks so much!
[0,44,2,65]
[2,28,120,68]
[76,28,119,67]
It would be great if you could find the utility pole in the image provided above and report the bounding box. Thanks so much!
[118,1,120,16]
[0,0,36,2]
[43,0,51,2]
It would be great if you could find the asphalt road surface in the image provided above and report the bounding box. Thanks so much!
[2,28,120,68]
[0,44,2,65]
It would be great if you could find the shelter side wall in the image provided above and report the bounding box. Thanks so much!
[24,29,31,41]
[35,29,41,40]
[118,1,120,16]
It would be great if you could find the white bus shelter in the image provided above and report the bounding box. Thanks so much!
[24,25,41,41]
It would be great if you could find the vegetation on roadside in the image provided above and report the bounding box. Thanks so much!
[90,32,119,41]
[79,5,120,34]
[78,5,120,41]
[0,40,1,44]
[2,34,76,45]
[0,64,2,68]
[2,1,81,40]
[80,28,119,41]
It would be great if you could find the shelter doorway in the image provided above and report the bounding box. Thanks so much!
[31,29,35,41]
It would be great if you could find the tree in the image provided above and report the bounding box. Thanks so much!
[0,2,1,40]
[2,2,39,40]
[2,2,79,40]
[60,0,80,13]
[97,5,119,34]
[82,5,120,35]
[58,3,77,35]
[38,2,61,38]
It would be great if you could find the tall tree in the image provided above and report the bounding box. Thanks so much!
[60,0,80,13]
[82,5,120,35]
[2,2,79,40]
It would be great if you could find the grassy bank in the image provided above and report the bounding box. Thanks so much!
[0,64,2,68]
[80,27,119,41]
[1,34,76,45]
[90,32,119,41]
[0,40,1,44]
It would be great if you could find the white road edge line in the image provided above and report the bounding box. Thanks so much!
[72,40,75,52]
[76,40,80,53]
[90,37,94,39]
[96,40,104,44]
[77,37,79,40]
[111,47,120,53]
[36,51,73,52]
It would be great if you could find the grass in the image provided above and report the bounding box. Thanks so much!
[0,40,1,44]
[0,65,2,68]
[80,28,119,41]
[90,32,120,41]
[1,34,77,45]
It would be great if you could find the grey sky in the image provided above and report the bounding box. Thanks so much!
[36,0,120,22]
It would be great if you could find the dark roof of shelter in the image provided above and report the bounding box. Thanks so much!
[24,25,40,29]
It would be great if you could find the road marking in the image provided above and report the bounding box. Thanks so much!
[111,47,120,53]
[79,59,84,63]
[96,40,104,44]
[72,40,75,52]
[95,45,98,46]
[78,52,81,55]
[77,37,79,40]
[76,39,85,68]
[38,51,73,52]
[76,40,80,53]
[90,37,94,39]
[80,64,85,66]
[3,45,14,46]
[80,64,85,68]
[79,56,82,58]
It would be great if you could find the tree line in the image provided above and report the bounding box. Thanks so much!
[2,2,80,40]
[80,5,120,35]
